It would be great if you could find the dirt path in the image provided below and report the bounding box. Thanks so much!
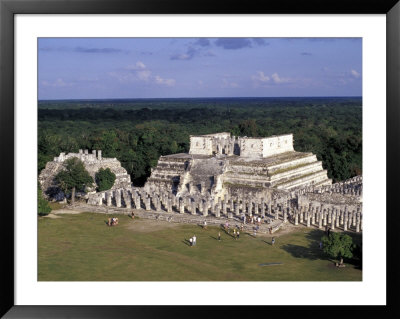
[124,218,180,233]
[51,205,311,236]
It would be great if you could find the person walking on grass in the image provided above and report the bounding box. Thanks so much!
[189,237,193,246]
[193,235,197,246]
[233,229,237,240]
[272,237,275,246]
[218,231,221,241]
[237,230,240,239]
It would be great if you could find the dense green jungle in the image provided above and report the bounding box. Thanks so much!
[38,97,362,186]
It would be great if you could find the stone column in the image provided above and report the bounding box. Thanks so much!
[235,202,240,216]
[283,209,287,223]
[191,201,196,215]
[97,194,103,206]
[323,209,327,226]
[107,191,112,207]
[145,197,151,211]
[311,207,316,225]
[356,212,361,232]
[328,208,332,224]
[156,197,161,211]
[352,210,357,227]
[261,199,265,218]
[179,199,185,214]
[230,199,234,212]
[222,201,227,216]
[318,211,323,229]
[135,194,141,210]
[203,200,209,217]
[294,211,299,225]
[335,209,340,228]
[201,181,206,196]
[124,191,131,209]
[343,211,348,231]
[247,201,252,217]
[306,212,310,227]
[299,207,304,224]
[166,199,172,213]
[215,203,221,218]
[331,211,335,230]
[274,206,279,220]
[115,189,121,208]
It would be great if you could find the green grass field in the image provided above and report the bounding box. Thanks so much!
[38,213,362,281]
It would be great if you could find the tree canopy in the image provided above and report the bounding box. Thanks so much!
[55,157,94,204]
[95,168,116,192]
[321,232,355,263]
[39,97,362,186]
[38,183,52,216]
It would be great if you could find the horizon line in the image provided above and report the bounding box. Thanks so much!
[38,95,363,102]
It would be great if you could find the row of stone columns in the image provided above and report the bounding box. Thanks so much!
[90,188,362,232]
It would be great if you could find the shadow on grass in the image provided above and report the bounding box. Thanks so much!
[280,229,324,261]
[262,240,272,246]
[182,239,191,246]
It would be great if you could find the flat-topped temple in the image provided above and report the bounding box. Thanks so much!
[144,132,332,200]
[189,132,294,157]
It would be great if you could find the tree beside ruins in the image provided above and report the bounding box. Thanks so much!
[55,157,94,205]
[321,232,355,266]
[95,167,116,192]
[38,183,52,216]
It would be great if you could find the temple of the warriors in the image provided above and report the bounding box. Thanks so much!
[39,149,131,200]
[144,132,332,200]
[41,132,363,233]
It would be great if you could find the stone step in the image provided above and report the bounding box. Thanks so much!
[276,170,329,190]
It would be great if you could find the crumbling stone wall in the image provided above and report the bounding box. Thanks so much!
[39,149,131,200]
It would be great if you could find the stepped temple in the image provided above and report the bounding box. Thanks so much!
[144,132,332,201]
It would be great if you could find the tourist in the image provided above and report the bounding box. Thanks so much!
[218,232,221,241]
[253,229,257,237]
[193,235,197,246]
[131,211,135,219]
[233,229,237,239]
[319,241,323,249]
[272,237,275,246]
[189,237,193,246]
[107,218,111,226]
[237,230,240,239]
[257,216,261,225]
[203,220,207,229]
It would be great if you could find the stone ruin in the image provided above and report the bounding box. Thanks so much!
[39,149,131,200]
[83,132,363,233]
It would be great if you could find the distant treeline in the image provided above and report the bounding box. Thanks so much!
[38,98,362,186]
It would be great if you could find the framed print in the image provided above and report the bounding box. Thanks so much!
[1,0,399,318]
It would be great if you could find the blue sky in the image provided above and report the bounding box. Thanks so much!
[38,38,362,100]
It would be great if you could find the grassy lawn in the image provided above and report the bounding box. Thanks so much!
[38,213,362,281]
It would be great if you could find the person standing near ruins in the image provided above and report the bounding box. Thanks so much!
[189,237,193,246]
[237,230,240,239]
[193,235,197,246]
[218,232,221,241]
[272,237,275,246]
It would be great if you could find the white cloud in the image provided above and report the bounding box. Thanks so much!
[350,69,360,78]
[41,78,73,87]
[271,72,291,84]
[252,71,292,86]
[126,61,147,70]
[221,78,239,88]
[154,75,176,87]
[252,71,270,83]
[109,61,175,86]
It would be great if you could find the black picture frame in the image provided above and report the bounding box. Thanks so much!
[1,0,399,318]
